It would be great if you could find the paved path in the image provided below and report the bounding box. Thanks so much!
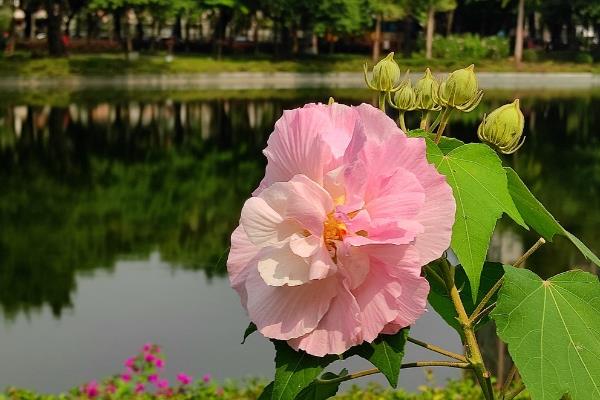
[1,72,599,90]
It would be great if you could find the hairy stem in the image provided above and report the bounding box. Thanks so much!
[315,361,471,385]
[440,258,495,400]
[419,111,429,130]
[434,108,452,143]
[407,337,467,362]
[398,112,407,132]
[469,237,546,324]
[378,92,386,112]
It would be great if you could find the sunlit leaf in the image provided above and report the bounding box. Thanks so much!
[427,261,505,335]
[294,370,346,400]
[492,267,600,400]
[345,328,409,387]
[241,322,257,344]
[428,144,527,297]
[273,341,337,400]
[505,167,600,267]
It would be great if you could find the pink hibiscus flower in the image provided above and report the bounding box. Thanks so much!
[227,103,455,356]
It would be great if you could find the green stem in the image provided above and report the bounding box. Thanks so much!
[398,111,407,132]
[440,259,495,400]
[407,337,467,362]
[429,111,443,131]
[315,361,471,385]
[468,237,546,324]
[378,92,386,112]
[419,111,428,130]
[434,108,452,143]
[504,382,525,400]
[500,364,518,400]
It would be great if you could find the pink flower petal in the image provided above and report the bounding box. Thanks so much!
[245,267,337,340]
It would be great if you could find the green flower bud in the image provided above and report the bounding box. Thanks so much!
[477,99,525,154]
[390,76,417,112]
[364,52,401,93]
[414,68,441,111]
[436,64,483,112]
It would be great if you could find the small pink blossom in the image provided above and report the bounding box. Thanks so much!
[148,374,159,384]
[202,373,212,383]
[121,373,132,382]
[134,383,145,394]
[157,378,170,389]
[83,380,99,398]
[124,357,136,368]
[106,383,116,394]
[177,373,193,385]
[144,353,156,363]
[227,103,455,356]
[143,342,153,352]
[154,358,165,369]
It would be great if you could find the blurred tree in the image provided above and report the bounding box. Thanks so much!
[367,0,407,61]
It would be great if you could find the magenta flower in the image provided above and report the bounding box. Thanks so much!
[144,353,156,363]
[157,379,170,389]
[83,380,99,398]
[227,103,455,356]
[142,342,153,352]
[124,357,136,368]
[134,383,145,394]
[148,374,159,384]
[106,383,116,394]
[121,373,132,382]
[177,373,193,385]
[202,373,212,383]
[154,358,165,369]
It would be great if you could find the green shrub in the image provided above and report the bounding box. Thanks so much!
[428,34,510,60]
[574,52,594,64]
[522,49,540,62]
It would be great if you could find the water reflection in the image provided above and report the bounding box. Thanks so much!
[0,91,598,322]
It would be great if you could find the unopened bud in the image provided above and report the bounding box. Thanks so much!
[436,64,483,112]
[390,76,417,111]
[477,99,525,154]
[364,52,401,93]
[414,68,441,111]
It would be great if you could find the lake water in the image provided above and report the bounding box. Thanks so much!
[0,88,599,393]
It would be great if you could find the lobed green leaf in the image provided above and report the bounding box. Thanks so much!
[345,328,409,388]
[492,266,600,400]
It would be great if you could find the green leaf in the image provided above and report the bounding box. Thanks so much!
[241,322,257,344]
[345,328,409,388]
[273,341,337,400]
[491,267,600,400]
[428,144,527,297]
[427,262,505,335]
[406,129,464,154]
[505,167,600,267]
[258,382,274,400]
[294,370,346,400]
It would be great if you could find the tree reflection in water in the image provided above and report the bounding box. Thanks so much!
[0,90,598,324]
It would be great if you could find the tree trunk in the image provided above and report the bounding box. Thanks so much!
[213,8,233,59]
[172,14,182,40]
[113,8,122,42]
[514,0,525,66]
[402,17,413,57]
[372,14,382,62]
[425,5,435,60]
[46,0,66,57]
[446,10,454,36]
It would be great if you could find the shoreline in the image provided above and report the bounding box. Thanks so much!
[1,72,599,91]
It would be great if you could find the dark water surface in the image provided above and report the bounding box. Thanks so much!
[0,88,599,392]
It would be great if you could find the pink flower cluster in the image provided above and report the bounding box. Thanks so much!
[79,343,213,398]
[228,103,455,356]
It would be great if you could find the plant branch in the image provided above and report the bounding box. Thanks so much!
[424,264,446,289]
[469,237,546,324]
[378,92,386,112]
[439,258,495,400]
[434,107,452,143]
[504,382,525,400]
[500,364,518,400]
[398,111,407,132]
[407,337,467,362]
[315,361,471,385]
[471,301,496,324]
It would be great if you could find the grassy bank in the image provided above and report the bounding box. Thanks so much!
[1,379,531,400]
[0,53,599,78]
